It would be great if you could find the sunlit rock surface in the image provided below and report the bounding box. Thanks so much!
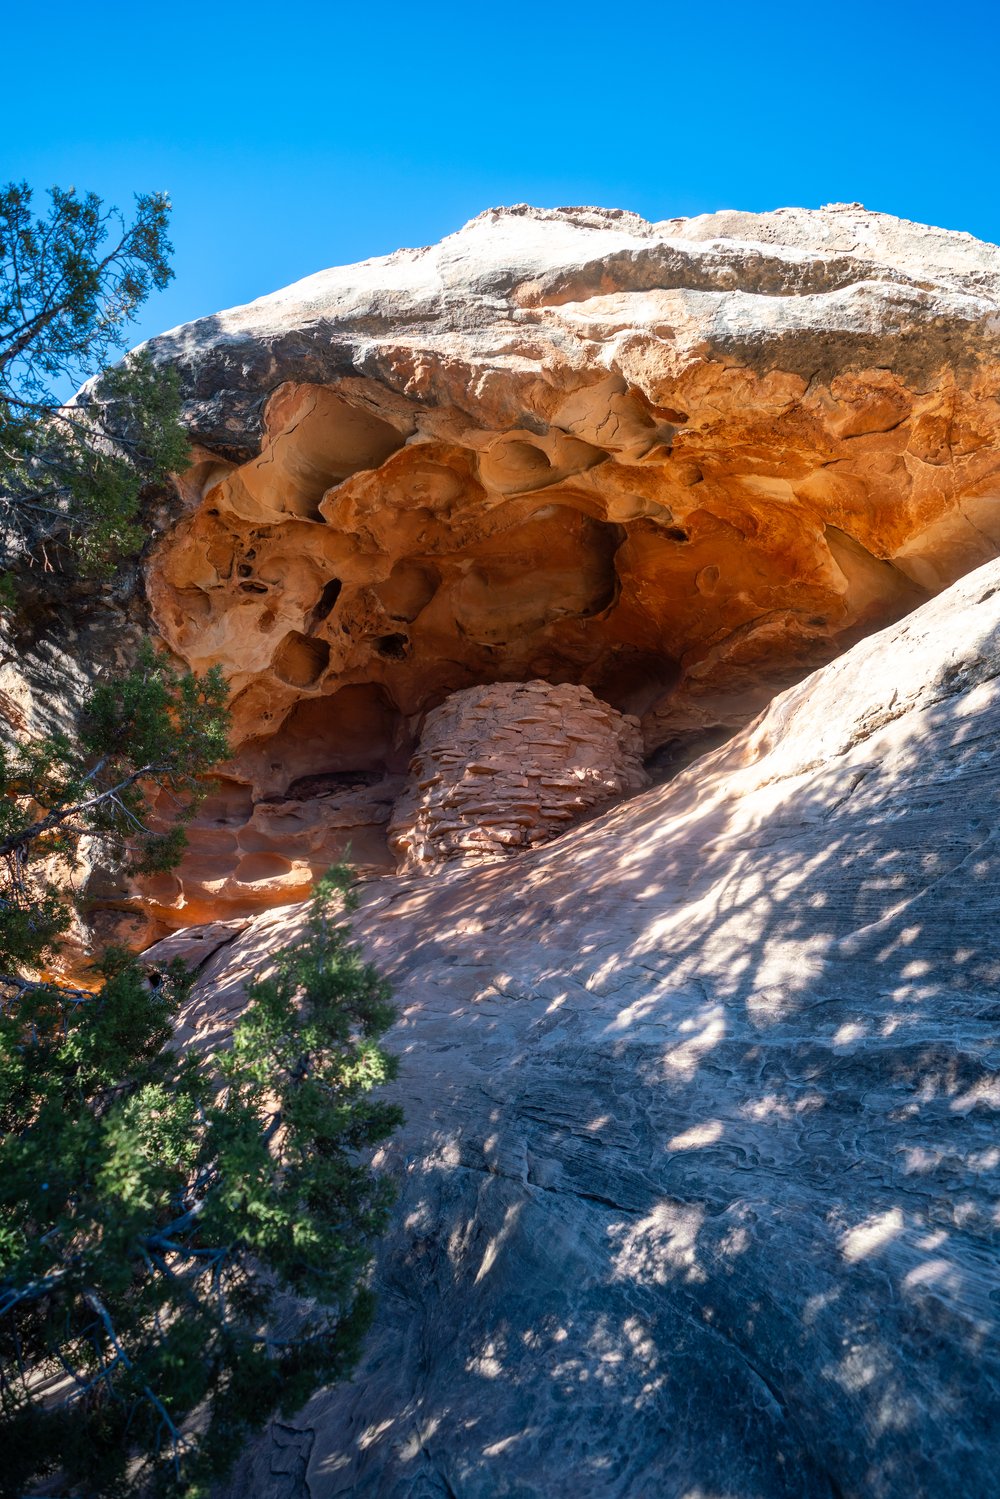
[161,558,1000,1498]
[131,202,1000,929]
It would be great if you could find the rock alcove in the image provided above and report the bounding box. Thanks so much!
[91,203,1000,1497]
[125,203,1000,937]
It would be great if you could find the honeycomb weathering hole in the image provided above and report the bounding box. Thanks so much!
[376,561,439,622]
[309,577,343,624]
[273,631,331,687]
[228,385,410,521]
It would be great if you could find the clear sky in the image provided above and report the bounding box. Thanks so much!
[4,0,999,351]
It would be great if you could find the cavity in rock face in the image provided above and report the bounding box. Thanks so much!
[388,681,648,871]
[126,202,1000,934]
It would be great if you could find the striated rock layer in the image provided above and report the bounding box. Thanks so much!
[127,202,1000,929]
[162,557,1000,1498]
[388,681,647,870]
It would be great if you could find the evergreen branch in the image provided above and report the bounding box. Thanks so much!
[0,762,159,858]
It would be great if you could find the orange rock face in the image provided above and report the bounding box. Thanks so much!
[132,204,1000,930]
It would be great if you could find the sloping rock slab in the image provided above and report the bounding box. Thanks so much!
[201,559,1000,1498]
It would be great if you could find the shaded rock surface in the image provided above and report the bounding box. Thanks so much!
[388,681,647,870]
[0,571,161,965]
[138,771,403,931]
[128,203,1000,930]
[163,558,1000,1498]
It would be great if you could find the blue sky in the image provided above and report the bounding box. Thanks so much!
[4,0,999,351]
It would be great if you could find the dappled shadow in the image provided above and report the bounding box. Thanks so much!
[219,566,1000,1498]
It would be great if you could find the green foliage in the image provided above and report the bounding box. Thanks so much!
[0,178,402,1492]
[0,642,229,975]
[0,182,188,580]
[0,871,401,1497]
[0,645,401,1493]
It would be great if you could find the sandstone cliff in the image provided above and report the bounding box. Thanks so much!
[9,203,1000,1492]
[123,202,1000,936]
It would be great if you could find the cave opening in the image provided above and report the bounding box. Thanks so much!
[309,577,343,625]
[141,367,1000,933]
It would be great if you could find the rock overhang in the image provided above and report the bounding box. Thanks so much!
[130,202,1000,930]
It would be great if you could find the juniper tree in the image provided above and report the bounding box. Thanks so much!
[0,182,188,579]
[0,183,401,1490]
[0,642,230,976]
[0,651,402,1496]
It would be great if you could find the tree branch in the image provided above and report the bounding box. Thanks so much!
[0,761,160,859]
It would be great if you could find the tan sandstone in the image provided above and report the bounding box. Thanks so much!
[387,680,647,869]
[153,556,1000,1499]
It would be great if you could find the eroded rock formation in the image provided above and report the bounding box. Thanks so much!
[158,556,1000,1499]
[6,203,998,1490]
[127,202,1000,931]
[388,681,647,870]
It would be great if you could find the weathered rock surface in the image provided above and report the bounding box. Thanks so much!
[138,771,404,931]
[129,202,1000,929]
[0,571,162,965]
[165,558,1000,1498]
[388,681,647,870]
